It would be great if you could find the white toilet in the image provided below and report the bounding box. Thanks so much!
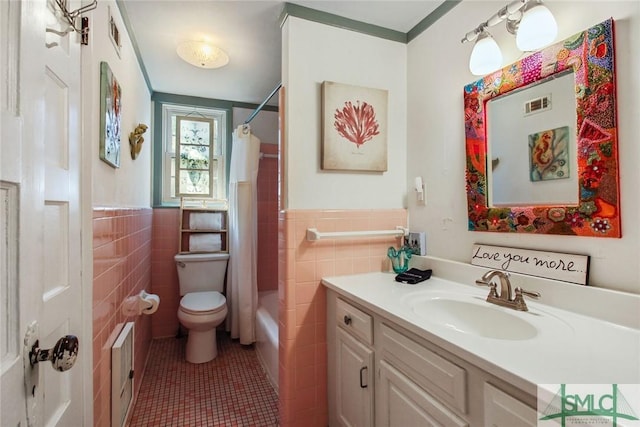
[175,252,229,363]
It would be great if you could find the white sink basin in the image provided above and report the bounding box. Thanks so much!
[410,296,538,340]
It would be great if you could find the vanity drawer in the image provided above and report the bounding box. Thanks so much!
[336,298,373,345]
[380,323,467,414]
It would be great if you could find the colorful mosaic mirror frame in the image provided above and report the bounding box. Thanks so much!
[463,18,620,237]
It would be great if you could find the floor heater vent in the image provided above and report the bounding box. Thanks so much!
[112,322,134,427]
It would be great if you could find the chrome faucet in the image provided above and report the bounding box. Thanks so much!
[475,270,540,311]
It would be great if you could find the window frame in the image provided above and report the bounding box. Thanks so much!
[151,92,279,208]
[158,103,228,205]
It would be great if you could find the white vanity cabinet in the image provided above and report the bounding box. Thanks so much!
[327,290,537,427]
[377,324,468,427]
[483,383,537,427]
[377,360,467,427]
[331,298,375,427]
[335,328,374,427]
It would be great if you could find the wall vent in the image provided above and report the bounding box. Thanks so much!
[111,322,134,427]
[524,94,551,116]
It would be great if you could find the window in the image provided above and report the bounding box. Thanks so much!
[161,105,227,204]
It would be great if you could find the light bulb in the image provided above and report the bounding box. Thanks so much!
[469,30,503,76]
[516,3,558,51]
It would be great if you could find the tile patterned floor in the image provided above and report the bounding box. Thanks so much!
[129,332,279,427]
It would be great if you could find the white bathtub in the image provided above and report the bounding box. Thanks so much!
[256,290,278,392]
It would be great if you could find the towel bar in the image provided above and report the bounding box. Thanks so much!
[306,226,408,241]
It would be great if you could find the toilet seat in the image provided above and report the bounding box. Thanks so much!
[180,291,226,315]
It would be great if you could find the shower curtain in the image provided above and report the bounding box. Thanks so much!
[227,124,261,344]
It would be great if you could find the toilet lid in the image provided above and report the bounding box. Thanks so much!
[180,291,226,315]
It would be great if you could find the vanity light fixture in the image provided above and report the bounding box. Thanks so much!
[461,0,557,75]
[176,40,229,69]
[469,28,503,76]
[516,1,558,51]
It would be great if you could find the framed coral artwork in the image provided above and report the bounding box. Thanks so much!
[321,81,388,171]
[99,61,122,168]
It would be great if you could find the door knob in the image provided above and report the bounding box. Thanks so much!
[29,335,79,372]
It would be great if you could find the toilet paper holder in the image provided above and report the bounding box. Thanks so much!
[122,290,160,316]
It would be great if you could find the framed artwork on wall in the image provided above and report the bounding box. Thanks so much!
[99,61,122,168]
[108,6,122,57]
[321,81,388,172]
[528,125,570,182]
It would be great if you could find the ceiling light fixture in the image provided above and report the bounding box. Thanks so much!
[176,40,229,69]
[461,0,557,76]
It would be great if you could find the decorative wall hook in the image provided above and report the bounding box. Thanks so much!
[53,0,97,36]
[129,123,148,160]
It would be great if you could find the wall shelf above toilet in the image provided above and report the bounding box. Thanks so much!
[178,198,229,254]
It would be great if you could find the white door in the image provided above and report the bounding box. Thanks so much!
[1,0,85,425]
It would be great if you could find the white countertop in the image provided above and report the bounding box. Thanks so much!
[322,271,640,396]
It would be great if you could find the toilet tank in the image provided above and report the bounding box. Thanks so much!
[174,253,229,296]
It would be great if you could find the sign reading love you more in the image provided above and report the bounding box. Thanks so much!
[471,244,590,285]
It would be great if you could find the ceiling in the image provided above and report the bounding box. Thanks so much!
[119,1,445,106]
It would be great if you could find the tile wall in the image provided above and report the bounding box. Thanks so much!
[258,142,279,292]
[92,208,153,427]
[150,208,181,338]
[278,208,408,426]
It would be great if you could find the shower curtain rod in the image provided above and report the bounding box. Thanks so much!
[243,82,282,125]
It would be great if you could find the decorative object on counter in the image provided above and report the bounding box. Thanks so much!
[471,244,590,285]
[395,268,432,284]
[99,61,122,168]
[321,81,388,172]
[464,19,620,237]
[128,123,147,160]
[387,246,412,274]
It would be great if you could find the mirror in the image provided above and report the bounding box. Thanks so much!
[464,18,620,237]
[487,70,578,206]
